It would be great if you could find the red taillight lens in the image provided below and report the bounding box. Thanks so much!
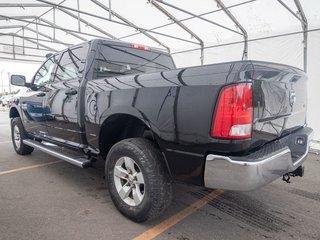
[130,43,150,51]
[212,83,253,139]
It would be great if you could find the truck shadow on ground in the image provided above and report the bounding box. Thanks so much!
[16,150,319,240]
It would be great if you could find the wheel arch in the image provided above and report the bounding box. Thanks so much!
[9,107,20,119]
[98,108,171,177]
[99,112,154,159]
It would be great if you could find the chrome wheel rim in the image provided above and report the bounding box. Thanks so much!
[13,125,21,149]
[113,156,145,206]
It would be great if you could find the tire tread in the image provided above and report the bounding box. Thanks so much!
[11,117,34,155]
[106,138,172,222]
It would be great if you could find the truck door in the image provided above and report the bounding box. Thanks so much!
[43,43,89,147]
[20,56,58,136]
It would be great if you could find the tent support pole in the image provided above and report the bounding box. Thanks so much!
[40,18,88,42]
[12,36,15,59]
[0,15,117,42]
[57,8,117,39]
[0,33,58,51]
[77,0,81,32]
[36,0,199,45]
[0,50,47,58]
[22,27,25,54]
[294,0,308,72]
[303,26,307,72]
[14,0,66,37]
[109,0,111,20]
[277,0,308,72]
[171,28,319,56]
[36,19,39,48]
[0,3,48,7]
[16,34,57,51]
[0,41,56,51]
[215,0,248,60]
[200,46,204,65]
[53,7,55,40]
[148,0,203,62]
[0,25,73,46]
[24,26,70,46]
[153,0,243,36]
[0,56,44,63]
[120,0,256,40]
[91,0,170,52]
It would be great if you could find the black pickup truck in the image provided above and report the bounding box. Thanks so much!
[10,39,313,222]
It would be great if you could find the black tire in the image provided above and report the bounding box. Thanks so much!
[11,117,34,155]
[106,138,172,222]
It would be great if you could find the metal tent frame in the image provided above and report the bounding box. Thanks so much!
[0,0,309,71]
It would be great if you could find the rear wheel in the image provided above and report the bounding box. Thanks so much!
[11,117,34,155]
[106,138,172,222]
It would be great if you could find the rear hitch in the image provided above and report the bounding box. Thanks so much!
[282,166,304,183]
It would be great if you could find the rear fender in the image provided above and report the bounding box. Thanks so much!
[99,105,159,135]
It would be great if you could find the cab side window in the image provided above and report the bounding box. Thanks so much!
[33,57,57,87]
[54,44,88,82]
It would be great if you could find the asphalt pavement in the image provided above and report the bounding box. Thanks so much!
[0,110,319,240]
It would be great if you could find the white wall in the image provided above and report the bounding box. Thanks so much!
[306,31,320,141]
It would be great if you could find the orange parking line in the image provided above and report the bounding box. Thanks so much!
[0,160,63,176]
[133,189,224,240]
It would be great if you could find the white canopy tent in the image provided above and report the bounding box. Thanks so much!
[0,0,319,147]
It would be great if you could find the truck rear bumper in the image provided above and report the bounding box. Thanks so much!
[204,127,313,191]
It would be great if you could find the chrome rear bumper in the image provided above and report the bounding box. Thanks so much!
[204,127,313,191]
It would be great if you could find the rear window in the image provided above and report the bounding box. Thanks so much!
[93,43,175,79]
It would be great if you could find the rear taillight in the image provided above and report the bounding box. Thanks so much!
[211,83,253,139]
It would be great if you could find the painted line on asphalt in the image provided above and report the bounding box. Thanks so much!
[133,189,224,240]
[0,160,63,176]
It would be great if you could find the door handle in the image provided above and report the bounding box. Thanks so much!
[65,88,77,96]
[36,92,45,97]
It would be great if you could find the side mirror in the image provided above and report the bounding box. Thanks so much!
[10,75,26,87]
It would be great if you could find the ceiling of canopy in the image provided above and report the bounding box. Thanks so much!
[0,0,319,64]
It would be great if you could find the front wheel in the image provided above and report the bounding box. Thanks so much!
[11,117,34,155]
[106,138,172,222]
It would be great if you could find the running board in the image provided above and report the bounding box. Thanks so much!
[23,139,92,168]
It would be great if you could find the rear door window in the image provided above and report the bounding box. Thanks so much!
[54,44,89,82]
[93,43,175,79]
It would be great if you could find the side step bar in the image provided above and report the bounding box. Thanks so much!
[23,139,92,168]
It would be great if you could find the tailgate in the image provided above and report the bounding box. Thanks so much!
[250,62,307,144]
